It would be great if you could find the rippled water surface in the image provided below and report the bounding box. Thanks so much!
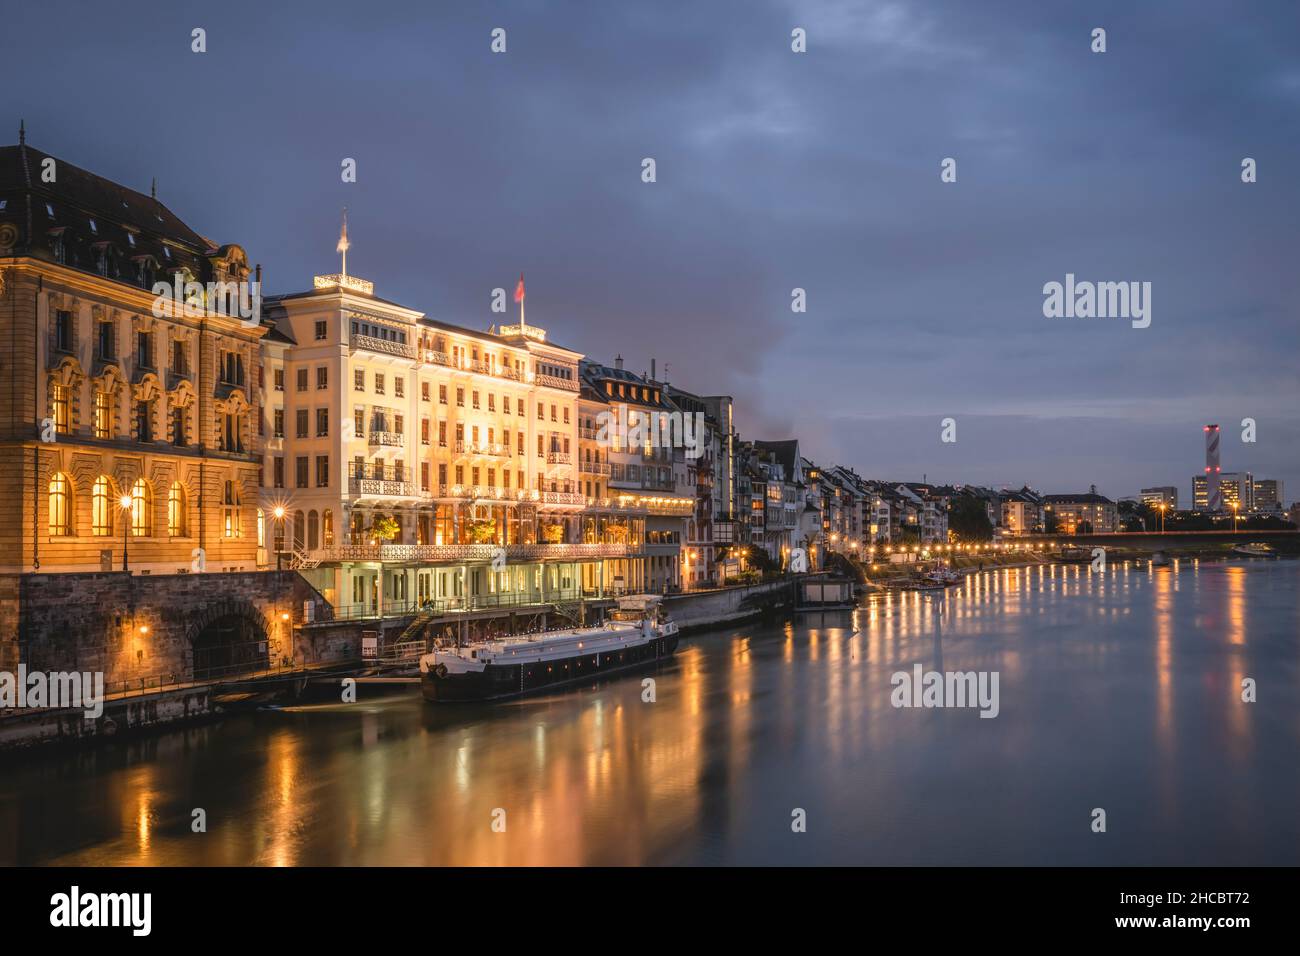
[2,560,1297,865]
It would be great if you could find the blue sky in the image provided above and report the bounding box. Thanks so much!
[6,0,1298,503]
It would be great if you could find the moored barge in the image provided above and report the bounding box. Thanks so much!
[418,595,679,703]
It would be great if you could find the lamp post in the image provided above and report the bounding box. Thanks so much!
[119,493,133,572]
[1159,502,1166,534]
[1231,501,1239,533]
[273,505,287,571]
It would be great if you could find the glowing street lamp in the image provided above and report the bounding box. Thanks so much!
[1231,501,1239,533]
[273,505,288,571]
[119,493,133,572]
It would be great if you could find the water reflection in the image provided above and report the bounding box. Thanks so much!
[1,561,1296,866]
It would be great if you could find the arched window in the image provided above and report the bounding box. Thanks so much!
[257,508,265,549]
[167,481,188,537]
[322,509,334,548]
[130,478,152,536]
[48,473,73,535]
[92,476,114,536]
[293,511,306,550]
[307,510,320,550]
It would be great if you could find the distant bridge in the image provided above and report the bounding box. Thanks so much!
[1053,530,1299,551]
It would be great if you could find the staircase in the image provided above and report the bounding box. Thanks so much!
[289,548,320,570]
[551,601,585,627]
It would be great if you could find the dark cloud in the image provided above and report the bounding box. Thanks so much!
[7,0,1297,502]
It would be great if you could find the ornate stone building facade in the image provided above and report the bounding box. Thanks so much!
[0,137,265,576]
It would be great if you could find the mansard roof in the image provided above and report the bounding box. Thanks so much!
[0,140,245,288]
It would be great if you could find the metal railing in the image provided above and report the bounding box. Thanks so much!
[330,587,592,621]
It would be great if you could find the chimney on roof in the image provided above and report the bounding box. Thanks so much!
[255,263,262,284]
[615,354,623,370]
[650,358,656,380]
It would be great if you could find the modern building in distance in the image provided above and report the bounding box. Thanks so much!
[0,136,265,575]
[1252,478,1284,513]
[1193,472,1253,513]
[1001,487,1044,535]
[1140,486,1178,510]
[1043,488,1118,533]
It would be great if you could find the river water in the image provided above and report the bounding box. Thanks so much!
[2,560,1297,866]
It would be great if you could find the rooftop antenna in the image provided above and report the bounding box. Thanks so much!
[336,207,350,277]
[18,119,25,146]
[151,177,157,200]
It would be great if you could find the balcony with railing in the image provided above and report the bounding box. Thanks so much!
[352,334,417,359]
[317,541,631,564]
[348,464,422,498]
[580,460,612,476]
[456,440,511,457]
[368,429,405,447]
[536,372,580,392]
[546,450,572,464]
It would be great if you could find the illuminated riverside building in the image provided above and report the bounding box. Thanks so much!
[0,135,264,575]
[258,251,690,614]
[577,358,692,593]
[1193,472,1253,513]
[1042,489,1118,534]
[1140,486,1178,510]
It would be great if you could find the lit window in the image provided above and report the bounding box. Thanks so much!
[167,482,188,537]
[48,473,73,536]
[131,478,153,536]
[92,476,114,536]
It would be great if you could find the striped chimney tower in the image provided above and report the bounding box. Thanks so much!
[1205,424,1222,512]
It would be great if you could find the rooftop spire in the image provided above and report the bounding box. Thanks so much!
[18,119,24,145]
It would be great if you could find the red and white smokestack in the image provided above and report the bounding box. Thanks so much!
[1205,424,1221,511]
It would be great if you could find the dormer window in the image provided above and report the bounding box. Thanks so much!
[45,203,54,218]
[88,218,98,234]
[126,233,136,247]
[162,246,171,259]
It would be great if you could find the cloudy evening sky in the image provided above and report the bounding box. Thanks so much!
[6,0,1298,503]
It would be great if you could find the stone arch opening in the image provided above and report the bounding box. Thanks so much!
[187,598,269,680]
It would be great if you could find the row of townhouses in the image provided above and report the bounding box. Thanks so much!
[1,139,1181,621]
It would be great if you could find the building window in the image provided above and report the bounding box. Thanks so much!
[315,320,327,340]
[316,408,329,437]
[92,476,114,536]
[130,478,153,537]
[50,384,71,435]
[54,310,73,352]
[354,369,365,391]
[317,366,328,389]
[97,318,114,360]
[93,391,113,439]
[296,456,309,488]
[374,373,385,395]
[274,408,285,438]
[273,456,285,489]
[456,387,464,407]
[172,339,188,376]
[421,382,430,401]
[316,455,329,488]
[274,368,285,391]
[394,377,404,398]
[136,329,153,369]
[48,473,73,536]
[168,482,188,536]
[439,384,448,404]
[354,407,364,438]
[171,405,187,445]
[296,368,308,392]
[223,480,241,538]
[136,399,153,442]
[296,409,308,439]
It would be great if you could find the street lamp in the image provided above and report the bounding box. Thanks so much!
[273,505,287,571]
[1159,502,1166,534]
[1231,501,1239,533]
[119,493,133,572]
